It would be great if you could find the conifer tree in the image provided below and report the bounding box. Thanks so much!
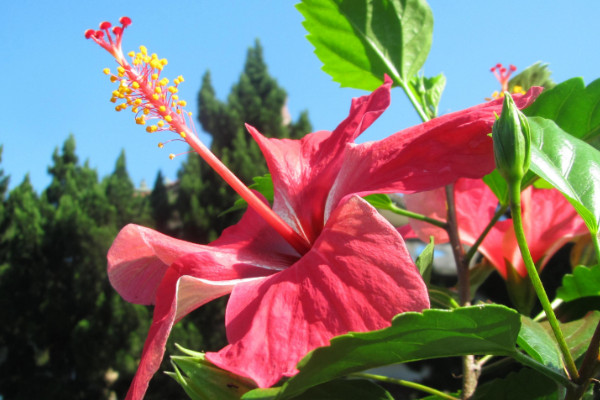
[149,170,172,234]
[104,149,136,228]
[0,145,10,263]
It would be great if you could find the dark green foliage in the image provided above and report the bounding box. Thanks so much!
[149,170,173,234]
[0,137,158,399]
[197,40,311,182]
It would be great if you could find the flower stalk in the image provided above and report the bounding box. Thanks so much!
[492,94,579,382]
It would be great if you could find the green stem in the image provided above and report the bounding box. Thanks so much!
[533,298,563,322]
[351,372,460,400]
[464,204,508,265]
[511,351,576,390]
[509,183,580,381]
[444,185,479,399]
[389,204,447,229]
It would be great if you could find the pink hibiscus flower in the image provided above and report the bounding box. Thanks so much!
[86,18,541,400]
[403,178,589,278]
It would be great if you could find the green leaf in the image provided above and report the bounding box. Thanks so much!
[296,0,433,90]
[167,346,256,400]
[524,77,600,141]
[528,116,600,234]
[482,169,509,206]
[557,265,600,302]
[555,311,600,360]
[221,174,274,215]
[277,305,521,399]
[517,317,564,374]
[473,368,561,400]
[243,379,393,400]
[427,285,460,309]
[508,62,555,93]
[415,236,434,284]
[410,73,447,118]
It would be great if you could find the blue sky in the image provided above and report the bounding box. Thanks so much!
[3,1,600,192]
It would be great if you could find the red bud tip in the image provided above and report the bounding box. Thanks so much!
[112,26,123,35]
[496,63,502,68]
[119,16,132,26]
[84,29,95,39]
[99,21,112,30]
[509,65,517,71]
[94,30,105,39]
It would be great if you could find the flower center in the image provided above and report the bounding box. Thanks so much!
[86,17,311,255]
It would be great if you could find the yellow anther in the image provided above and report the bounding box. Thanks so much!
[188,112,193,116]
[140,45,148,55]
[165,115,173,122]
[178,100,187,107]
[158,142,164,148]
[151,73,159,80]
[134,99,142,105]
[110,76,118,83]
[150,59,161,69]
[169,153,175,160]
[135,116,146,125]
[115,105,122,112]
[103,68,111,75]
[151,53,158,59]
[110,97,117,103]
[128,51,135,57]
[132,81,140,89]
[178,75,184,82]
[117,66,125,76]
[146,125,158,133]
[157,120,165,127]
[159,105,166,113]
[159,78,169,86]
[143,108,150,115]
[143,55,151,63]
[152,94,160,100]
[176,109,182,114]
[172,95,179,100]
[179,132,187,138]
[161,59,168,66]
[168,86,178,94]
[132,107,139,113]
[154,87,162,94]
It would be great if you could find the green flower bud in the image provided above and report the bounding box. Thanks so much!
[492,93,531,185]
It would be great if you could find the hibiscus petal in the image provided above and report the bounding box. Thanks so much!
[124,254,267,400]
[246,77,393,242]
[107,224,207,304]
[326,88,542,216]
[403,178,500,245]
[207,196,429,387]
[108,197,299,305]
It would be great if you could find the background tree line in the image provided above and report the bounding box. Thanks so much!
[0,41,312,400]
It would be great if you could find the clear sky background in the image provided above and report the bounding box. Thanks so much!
[2,1,600,192]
